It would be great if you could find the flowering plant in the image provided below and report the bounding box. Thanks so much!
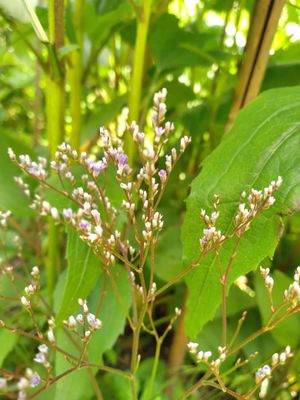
[0,88,300,399]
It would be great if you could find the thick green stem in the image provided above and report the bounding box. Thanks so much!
[68,0,85,151]
[45,0,65,296]
[126,0,152,163]
[46,77,65,157]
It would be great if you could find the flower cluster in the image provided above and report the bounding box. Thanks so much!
[34,344,50,369]
[260,266,274,291]
[0,210,11,229]
[234,177,282,236]
[199,195,224,251]
[187,342,227,369]
[198,178,282,253]
[255,364,271,384]
[47,317,55,343]
[271,346,293,366]
[16,369,41,399]
[284,266,300,306]
[63,299,102,341]
[20,266,40,308]
[255,346,293,392]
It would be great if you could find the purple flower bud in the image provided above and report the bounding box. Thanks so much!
[79,219,90,230]
[63,208,73,220]
[158,169,167,182]
[34,353,46,365]
[117,153,128,167]
[155,127,165,137]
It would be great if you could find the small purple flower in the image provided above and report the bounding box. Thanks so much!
[155,127,165,137]
[91,160,106,177]
[30,373,40,387]
[63,208,73,220]
[117,153,128,168]
[34,353,46,365]
[79,219,90,231]
[38,344,48,354]
[158,169,167,182]
[87,313,102,330]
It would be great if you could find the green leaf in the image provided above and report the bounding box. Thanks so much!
[182,87,300,338]
[56,229,102,324]
[22,0,49,43]
[54,266,131,400]
[85,3,131,45]
[54,329,94,400]
[57,44,80,58]
[98,374,131,400]
[152,226,184,283]
[264,61,300,90]
[0,131,35,216]
[0,329,17,367]
[82,94,127,142]
[149,14,221,72]
[254,270,300,347]
[88,266,131,362]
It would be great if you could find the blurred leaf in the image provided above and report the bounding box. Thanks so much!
[181,101,210,135]
[182,87,300,337]
[262,62,300,91]
[0,131,35,216]
[240,309,279,369]
[162,81,195,110]
[0,329,17,367]
[84,3,131,45]
[56,229,102,324]
[4,69,35,90]
[98,373,131,399]
[82,94,127,142]
[96,0,126,14]
[254,269,300,347]
[216,283,255,319]
[149,14,220,72]
[57,44,79,58]
[152,226,184,283]
[0,0,31,23]
[137,358,168,400]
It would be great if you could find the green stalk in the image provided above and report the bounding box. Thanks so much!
[68,0,85,151]
[45,0,65,297]
[126,0,152,163]
[146,339,161,400]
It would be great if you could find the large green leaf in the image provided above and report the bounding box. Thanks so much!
[182,87,300,338]
[56,229,102,324]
